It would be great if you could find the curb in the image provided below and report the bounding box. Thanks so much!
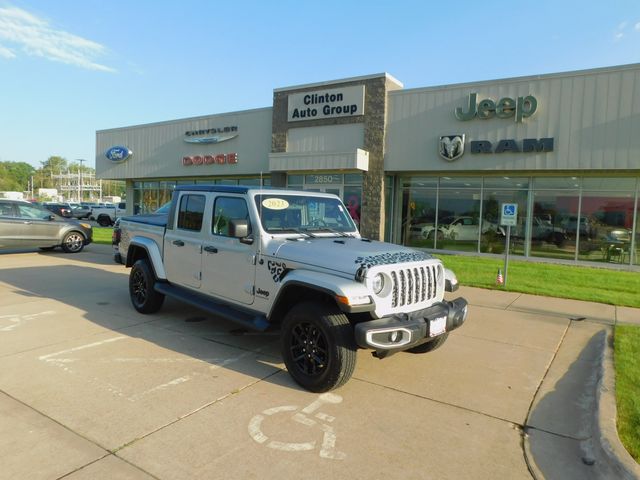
[596,328,640,479]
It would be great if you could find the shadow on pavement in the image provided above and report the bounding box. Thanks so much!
[0,262,291,391]
[525,329,629,479]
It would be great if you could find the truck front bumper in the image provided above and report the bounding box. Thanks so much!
[354,298,468,351]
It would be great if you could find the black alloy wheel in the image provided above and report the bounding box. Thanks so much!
[281,301,356,392]
[129,259,165,314]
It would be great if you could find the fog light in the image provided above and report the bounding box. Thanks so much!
[388,330,401,343]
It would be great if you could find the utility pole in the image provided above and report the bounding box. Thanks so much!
[77,159,85,202]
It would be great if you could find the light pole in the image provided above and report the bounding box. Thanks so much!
[77,159,85,202]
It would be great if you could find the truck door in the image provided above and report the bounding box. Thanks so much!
[201,195,256,305]
[163,193,206,289]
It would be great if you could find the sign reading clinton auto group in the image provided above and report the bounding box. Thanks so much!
[288,85,365,122]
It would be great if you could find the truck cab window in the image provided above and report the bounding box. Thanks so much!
[177,194,205,231]
[212,196,250,236]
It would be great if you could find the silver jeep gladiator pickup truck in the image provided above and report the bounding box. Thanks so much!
[113,185,468,392]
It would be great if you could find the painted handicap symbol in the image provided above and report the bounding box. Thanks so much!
[248,392,346,460]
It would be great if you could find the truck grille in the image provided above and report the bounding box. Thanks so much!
[390,265,437,308]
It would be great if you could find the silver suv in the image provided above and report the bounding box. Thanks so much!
[0,199,93,253]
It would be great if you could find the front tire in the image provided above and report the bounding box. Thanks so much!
[406,333,449,354]
[61,231,85,253]
[129,259,165,313]
[281,301,356,392]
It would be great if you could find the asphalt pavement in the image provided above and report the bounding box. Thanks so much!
[0,244,638,479]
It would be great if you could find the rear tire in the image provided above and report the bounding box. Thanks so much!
[281,301,356,392]
[406,333,449,354]
[129,259,165,313]
[98,216,112,227]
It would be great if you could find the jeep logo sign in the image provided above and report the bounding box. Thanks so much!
[105,146,132,163]
[455,93,537,122]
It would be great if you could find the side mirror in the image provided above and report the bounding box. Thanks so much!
[49,215,56,221]
[229,218,250,239]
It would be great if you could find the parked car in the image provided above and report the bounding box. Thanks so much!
[90,202,127,226]
[441,216,505,241]
[560,215,596,239]
[114,186,467,392]
[0,199,93,253]
[68,204,92,219]
[43,203,73,218]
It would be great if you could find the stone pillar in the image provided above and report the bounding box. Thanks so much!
[270,74,403,240]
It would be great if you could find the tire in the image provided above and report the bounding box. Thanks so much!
[405,333,449,354]
[129,259,165,314]
[61,231,86,253]
[281,301,357,392]
[551,232,566,247]
[98,216,112,227]
[38,246,56,251]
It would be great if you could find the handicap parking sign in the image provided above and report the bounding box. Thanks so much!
[500,203,518,226]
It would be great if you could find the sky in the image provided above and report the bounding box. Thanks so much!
[1,0,639,170]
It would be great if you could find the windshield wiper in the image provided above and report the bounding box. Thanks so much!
[286,228,317,238]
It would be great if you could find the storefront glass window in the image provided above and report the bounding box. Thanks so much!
[287,175,304,187]
[436,184,481,251]
[481,189,528,255]
[401,177,438,249]
[578,188,636,264]
[344,173,363,185]
[141,182,159,213]
[343,185,362,228]
[530,190,579,260]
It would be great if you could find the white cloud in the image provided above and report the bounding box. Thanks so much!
[635,22,640,31]
[615,32,624,40]
[0,6,115,72]
[0,44,15,58]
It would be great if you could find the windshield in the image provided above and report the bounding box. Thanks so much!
[255,194,357,235]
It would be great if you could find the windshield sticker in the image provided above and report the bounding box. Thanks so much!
[262,198,289,210]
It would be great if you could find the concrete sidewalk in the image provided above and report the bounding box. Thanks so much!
[454,285,640,479]
[0,244,638,479]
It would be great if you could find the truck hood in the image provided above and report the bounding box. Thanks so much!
[270,237,433,276]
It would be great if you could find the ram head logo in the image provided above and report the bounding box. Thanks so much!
[439,135,465,161]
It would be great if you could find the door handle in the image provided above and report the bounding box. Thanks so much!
[203,246,218,253]
[172,240,185,247]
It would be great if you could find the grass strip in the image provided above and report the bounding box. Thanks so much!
[435,254,640,308]
[614,325,640,462]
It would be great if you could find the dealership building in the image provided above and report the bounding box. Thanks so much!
[96,63,640,267]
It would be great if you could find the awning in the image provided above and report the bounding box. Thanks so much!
[268,149,369,172]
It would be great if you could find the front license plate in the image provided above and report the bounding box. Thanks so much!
[429,316,447,337]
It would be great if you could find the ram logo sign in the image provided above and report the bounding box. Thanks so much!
[439,135,465,161]
[105,146,132,163]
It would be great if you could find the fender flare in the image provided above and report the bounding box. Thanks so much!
[126,236,167,280]
[269,269,373,317]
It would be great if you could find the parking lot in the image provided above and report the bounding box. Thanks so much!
[0,245,636,479]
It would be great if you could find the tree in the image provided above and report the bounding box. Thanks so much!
[0,161,35,191]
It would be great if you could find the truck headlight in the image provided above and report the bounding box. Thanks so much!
[372,273,385,294]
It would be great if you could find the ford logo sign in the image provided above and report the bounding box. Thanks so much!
[105,146,132,162]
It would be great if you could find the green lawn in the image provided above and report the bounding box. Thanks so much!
[615,325,640,462]
[435,254,640,308]
[92,226,113,245]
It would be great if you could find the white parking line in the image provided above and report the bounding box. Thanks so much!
[0,310,56,332]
